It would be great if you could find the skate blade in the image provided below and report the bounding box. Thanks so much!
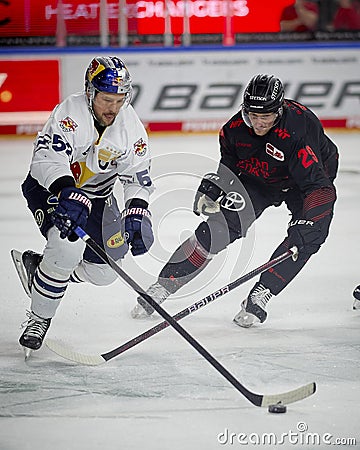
[233,310,260,328]
[11,249,31,298]
[23,347,33,361]
[130,304,152,320]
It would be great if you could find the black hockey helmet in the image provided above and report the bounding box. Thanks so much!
[241,74,284,127]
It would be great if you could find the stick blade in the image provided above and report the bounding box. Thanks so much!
[260,382,316,407]
[46,339,105,366]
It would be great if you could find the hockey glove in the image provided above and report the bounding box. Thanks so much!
[287,219,323,261]
[122,207,154,256]
[52,187,92,240]
[193,173,225,216]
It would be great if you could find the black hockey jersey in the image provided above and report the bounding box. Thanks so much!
[219,99,339,199]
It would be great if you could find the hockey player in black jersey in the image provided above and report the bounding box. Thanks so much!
[131,74,339,327]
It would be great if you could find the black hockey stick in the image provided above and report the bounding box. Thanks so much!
[48,246,297,366]
[47,227,315,407]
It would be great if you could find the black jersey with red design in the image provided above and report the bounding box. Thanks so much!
[219,99,338,197]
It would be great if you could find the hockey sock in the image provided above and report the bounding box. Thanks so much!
[259,243,308,295]
[158,237,211,293]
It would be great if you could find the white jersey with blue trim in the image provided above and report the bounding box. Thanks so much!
[30,91,154,203]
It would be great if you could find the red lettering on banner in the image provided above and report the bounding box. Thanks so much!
[0,0,294,37]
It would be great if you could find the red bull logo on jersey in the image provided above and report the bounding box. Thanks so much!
[134,138,147,157]
[266,143,285,161]
[70,161,82,183]
[59,116,78,132]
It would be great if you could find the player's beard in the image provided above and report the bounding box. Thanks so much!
[97,112,116,127]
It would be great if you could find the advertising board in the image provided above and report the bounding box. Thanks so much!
[0,47,359,134]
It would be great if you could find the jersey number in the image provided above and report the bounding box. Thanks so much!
[52,134,72,156]
[136,169,152,187]
[298,145,318,169]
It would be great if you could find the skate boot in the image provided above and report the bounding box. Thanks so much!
[131,282,171,319]
[19,311,51,358]
[233,282,273,328]
[11,249,42,297]
[353,285,360,310]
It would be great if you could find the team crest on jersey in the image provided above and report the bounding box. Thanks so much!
[134,138,147,157]
[266,143,284,161]
[59,116,78,132]
[98,146,124,163]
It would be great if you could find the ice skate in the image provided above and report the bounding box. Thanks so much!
[11,249,42,298]
[19,311,51,357]
[233,282,273,328]
[131,282,170,319]
[353,285,360,310]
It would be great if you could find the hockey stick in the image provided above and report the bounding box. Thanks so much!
[47,227,315,407]
[47,247,297,365]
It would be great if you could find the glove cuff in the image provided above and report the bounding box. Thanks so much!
[60,187,92,213]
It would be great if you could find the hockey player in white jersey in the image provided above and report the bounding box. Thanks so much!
[12,56,154,358]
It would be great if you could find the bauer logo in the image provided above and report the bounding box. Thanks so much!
[266,143,284,161]
[107,232,125,248]
[59,116,78,132]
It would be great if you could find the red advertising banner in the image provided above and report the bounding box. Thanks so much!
[0,60,60,112]
[0,0,294,37]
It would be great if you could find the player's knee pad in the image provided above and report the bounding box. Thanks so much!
[43,226,86,277]
[195,218,238,255]
[73,260,118,286]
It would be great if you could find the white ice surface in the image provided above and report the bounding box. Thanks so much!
[0,132,359,450]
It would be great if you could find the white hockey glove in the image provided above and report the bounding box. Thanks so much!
[193,173,225,216]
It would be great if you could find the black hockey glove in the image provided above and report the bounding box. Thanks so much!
[287,219,323,261]
[52,187,92,240]
[193,173,226,216]
[122,207,154,256]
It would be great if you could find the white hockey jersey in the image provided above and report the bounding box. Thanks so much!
[30,92,154,203]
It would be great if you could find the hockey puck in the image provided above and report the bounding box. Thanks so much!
[268,403,287,414]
